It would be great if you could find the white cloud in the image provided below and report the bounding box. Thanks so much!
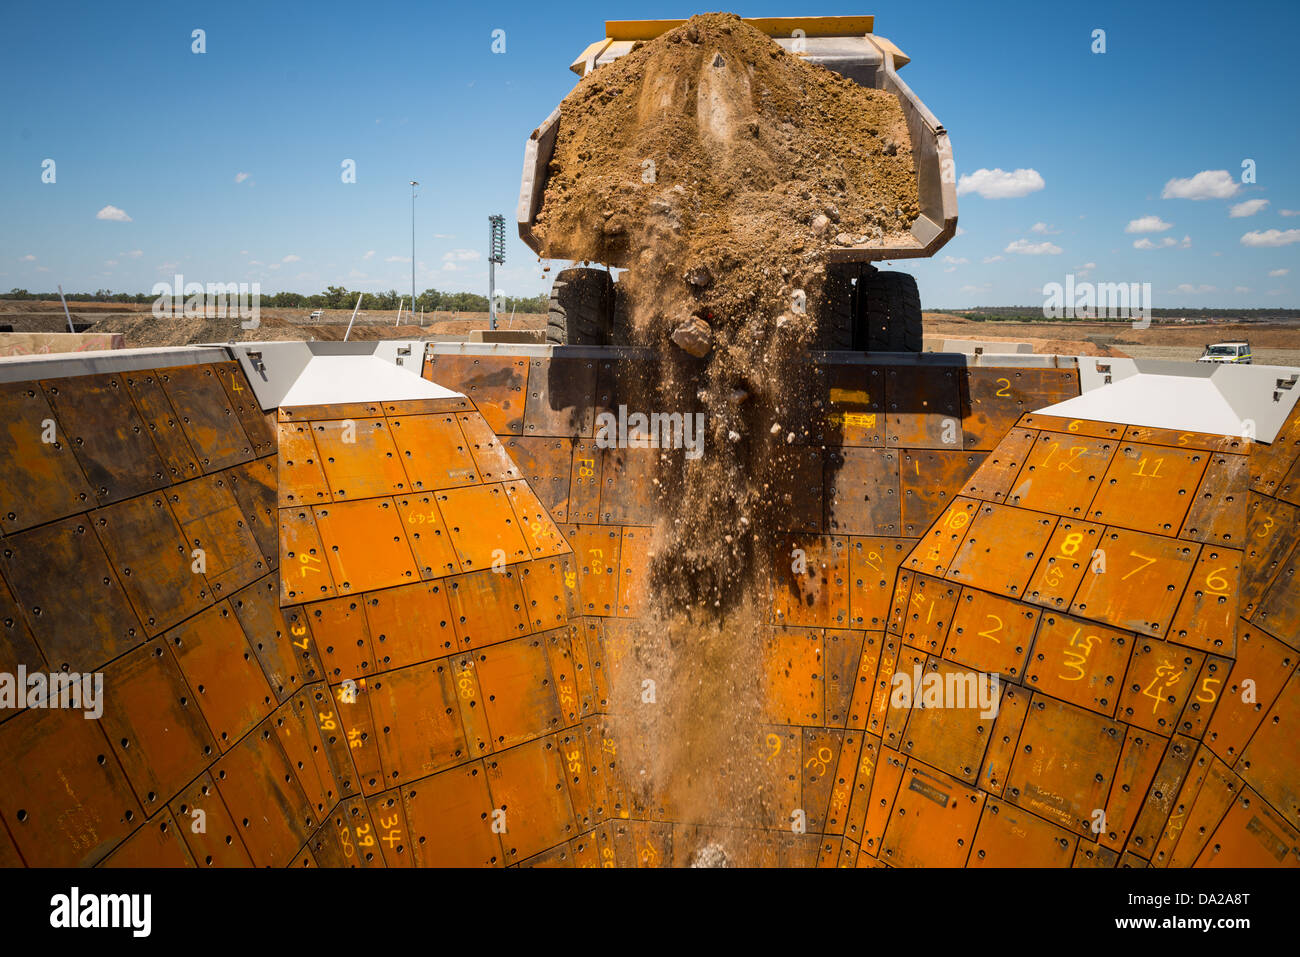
[1161,170,1239,200]
[982,255,1004,264]
[123,249,143,258]
[386,255,411,263]
[1005,238,1062,255]
[432,233,455,239]
[1076,261,1096,278]
[1241,229,1300,247]
[1175,284,1217,295]
[1234,286,1251,294]
[234,172,250,184]
[443,249,481,262]
[960,283,992,294]
[20,254,36,262]
[1281,210,1300,217]
[96,204,132,222]
[956,167,1045,199]
[157,261,178,271]
[942,255,968,265]
[239,250,248,255]
[1133,235,1191,250]
[282,254,301,263]
[1269,268,1290,277]
[1229,199,1269,218]
[1126,215,1172,233]
[442,262,465,272]
[105,260,118,266]
[955,226,966,237]
[348,269,367,279]
[1030,222,1060,235]
[1268,288,1287,296]
[362,250,376,260]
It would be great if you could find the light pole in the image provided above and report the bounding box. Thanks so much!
[410,181,419,317]
[488,214,505,331]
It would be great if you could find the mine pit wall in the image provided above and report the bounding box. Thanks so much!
[0,345,1296,867]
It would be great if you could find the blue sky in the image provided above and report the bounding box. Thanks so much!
[2,0,1298,308]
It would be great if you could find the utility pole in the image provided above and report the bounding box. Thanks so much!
[410,181,419,317]
[488,214,505,331]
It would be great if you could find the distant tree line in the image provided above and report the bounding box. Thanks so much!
[932,306,1300,322]
[3,287,550,313]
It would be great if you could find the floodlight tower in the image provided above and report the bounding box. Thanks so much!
[488,214,505,330]
[410,181,419,316]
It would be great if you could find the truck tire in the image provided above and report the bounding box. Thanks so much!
[546,267,613,346]
[609,281,634,346]
[858,270,923,353]
[814,267,855,351]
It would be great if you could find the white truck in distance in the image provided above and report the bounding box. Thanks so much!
[1198,341,1252,364]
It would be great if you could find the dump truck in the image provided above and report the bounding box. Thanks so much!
[516,15,958,351]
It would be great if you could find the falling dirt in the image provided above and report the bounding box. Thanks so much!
[533,13,921,854]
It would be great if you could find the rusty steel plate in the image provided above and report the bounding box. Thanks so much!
[1199,787,1300,866]
[598,446,662,527]
[845,632,884,731]
[579,621,612,713]
[273,690,343,821]
[1237,668,1300,830]
[227,457,278,569]
[166,600,275,751]
[824,629,864,728]
[506,480,569,559]
[858,746,906,858]
[458,410,520,483]
[798,727,844,833]
[1168,546,1240,654]
[1180,452,1249,546]
[899,573,959,655]
[233,584,298,714]
[879,760,985,868]
[313,498,419,594]
[904,497,980,578]
[1252,405,1300,495]
[447,651,493,759]
[963,369,1080,452]
[168,471,267,600]
[368,659,467,785]
[365,789,414,867]
[1073,842,1119,868]
[305,594,378,681]
[0,516,143,671]
[95,491,212,636]
[387,411,479,492]
[522,356,597,438]
[520,558,577,633]
[1023,518,1104,612]
[895,657,996,785]
[215,361,276,457]
[1024,612,1134,716]
[760,626,825,726]
[1282,451,1300,509]
[476,635,565,749]
[212,722,315,867]
[1122,424,1246,454]
[969,795,1077,867]
[41,372,168,504]
[277,421,331,507]
[301,685,357,801]
[563,525,621,616]
[1253,537,1300,646]
[848,537,911,630]
[158,364,254,473]
[979,684,1030,798]
[1005,693,1124,836]
[1154,748,1235,867]
[1098,726,1166,853]
[762,444,823,534]
[121,370,201,485]
[1126,734,1198,858]
[0,381,94,533]
[867,636,901,738]
[943,586,1038,681]
[363,580,457,672]
[279,505,337,603]
[960,427,1036,503]
[436,483,530,572]
[486,735,577,863]
[426,354,528,434]
[503,436,574,523]
[1205,623,1298,763]
[311,416,410,500]
[393,493,461,579]
[821,364,885,448]
[99,810,196,868]
[945,502,1057,600]
[280,400,385,423]
[616,527,650,619]
[1176,654,1231,740]
[886,569,912,637]
[1019,412,1123,440]
[1069,528,1196,638]
[1007,431,1117,518]
[770,535,849,629]
[0,571,45,686]
[100,638,218,813]
[884,365,961,449]
[0,701,143,866]
[1089,442,1209,536]
[1240,493,1300,618]
[558,728,599,832]
[330,676,385,794]
[824,447,900,536]
[842,731,879,844]
[901,449,985,537]
[628,819,673,868]
[566,439,603,524]
[445,568,531,650]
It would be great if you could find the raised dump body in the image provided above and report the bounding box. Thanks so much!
[1,341,1299,868]
[517,15,958,267]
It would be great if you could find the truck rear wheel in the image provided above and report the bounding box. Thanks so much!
[546,267,613,346]
[858,270,923,353]
[814,266,855,351]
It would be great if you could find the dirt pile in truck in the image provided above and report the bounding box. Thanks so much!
[533,13,922,838]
